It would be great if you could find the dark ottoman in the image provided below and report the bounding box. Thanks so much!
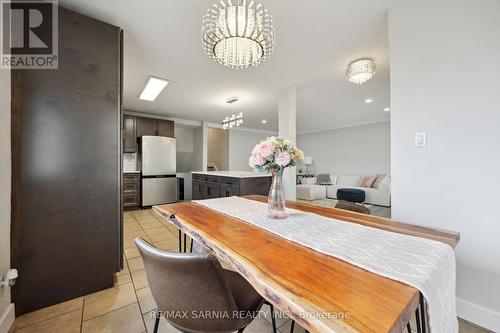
[337,188,366,203]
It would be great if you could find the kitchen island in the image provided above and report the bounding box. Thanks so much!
[192,171,272,200]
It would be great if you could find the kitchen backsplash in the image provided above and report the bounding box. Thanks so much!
[123,153,138,172]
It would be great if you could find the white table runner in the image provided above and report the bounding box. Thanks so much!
[194,197,457,333]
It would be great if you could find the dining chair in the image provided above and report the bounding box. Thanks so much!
[184,237,279,333]
[135,238,264,333]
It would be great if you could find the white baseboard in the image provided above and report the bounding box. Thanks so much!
[457,297,500,332]
[0,303,15,333]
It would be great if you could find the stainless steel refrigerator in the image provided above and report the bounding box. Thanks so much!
[141,136,177,206]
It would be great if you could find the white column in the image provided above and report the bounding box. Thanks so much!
[202,121,209,172]
[278,86,297,200]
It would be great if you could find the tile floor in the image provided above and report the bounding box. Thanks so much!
[9,209,490,333]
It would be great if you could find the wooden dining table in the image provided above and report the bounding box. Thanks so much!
[153,195,459,333]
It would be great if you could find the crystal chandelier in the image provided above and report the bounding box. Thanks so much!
[202,0,275,69]
[222,112,243,130]
[345,59,376,85]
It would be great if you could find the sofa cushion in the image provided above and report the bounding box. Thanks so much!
[372,174,387,188]
[360,176,377,187]
[336,175,360,186]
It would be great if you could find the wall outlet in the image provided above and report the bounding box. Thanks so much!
[415,132,427,147]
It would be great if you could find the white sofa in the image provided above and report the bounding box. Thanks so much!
[326,174,391,207]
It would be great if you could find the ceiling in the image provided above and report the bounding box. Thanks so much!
[59,0,396,133]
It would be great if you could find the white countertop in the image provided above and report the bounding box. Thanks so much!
[123,171,188,179]
[192,171,271,178]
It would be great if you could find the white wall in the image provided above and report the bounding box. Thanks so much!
[228,130,271,171]
[207,128,229,170]
[297,121,391,176]
[389,0,500,330]
[192,126,205,172]
[174,124,206,173]
[279,87,297,200]
[0,71,14,332]
[175,124,195,173]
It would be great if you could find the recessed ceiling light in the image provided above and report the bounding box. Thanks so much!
[139,76,169,101]
[365,98,373,103]
[384,107,391,112]
[262,120,267,124]
[226,96,239,104]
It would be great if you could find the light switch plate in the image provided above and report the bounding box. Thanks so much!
[415,132,427,147]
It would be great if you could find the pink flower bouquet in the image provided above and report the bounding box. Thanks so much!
[249,136,304,173]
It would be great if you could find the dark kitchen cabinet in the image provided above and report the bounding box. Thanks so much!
[137,117,157,137]
[205,183,220,199]
[123,115,137,153]
[136,117,174,138]
[202,175,220,199]
[123,173,140,210]
[239,177,273,196]
[220,177,240,197]
[192,174,203,200]
[156,119,175,137]
[192,173,271,200]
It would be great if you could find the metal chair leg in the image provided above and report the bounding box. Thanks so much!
[420,294,427,333]
[153,311,160,333]
[415,306,422,333]
[237,328,245,333]
[407,322,411,333]
[265,301,277,333]
[178,229,182,253]
[178,230,193,253]
[289,320,295,333]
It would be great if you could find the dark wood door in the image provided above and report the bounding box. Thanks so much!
[156,119,174,137]
[11,7,122,315]
[137,117,156,137]
[123,116,137,153]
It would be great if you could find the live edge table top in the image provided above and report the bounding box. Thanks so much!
[153,195,459,333]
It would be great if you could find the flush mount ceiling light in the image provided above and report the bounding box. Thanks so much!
[201,0,275,69]
[139,76,169,101]
[384,107,391,112]
[346,59,376,85]
[261,119,267,124]
[365,98,373,103]
[222,112,243,130]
